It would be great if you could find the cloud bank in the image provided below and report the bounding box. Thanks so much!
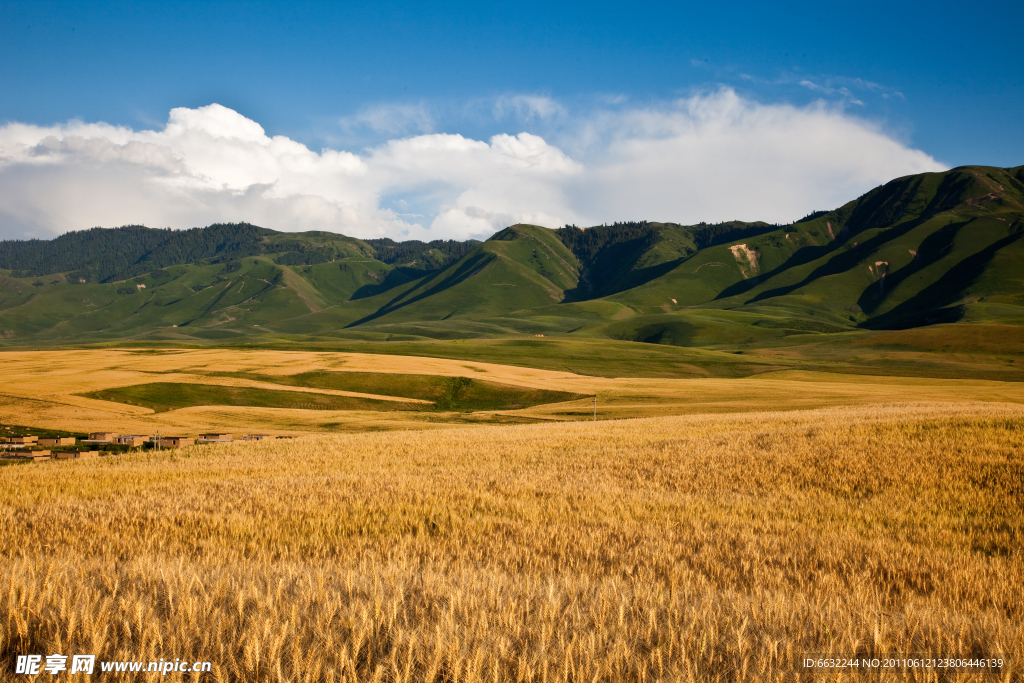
[0,89,944,241]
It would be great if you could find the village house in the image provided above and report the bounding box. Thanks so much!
[242,434,272,441]
[85,432,118,443]
[113,435,147,447]
[198,432,233,443]
[39,437,76,447]
[154,436,193,448]
[54,450,99,459]
[7,436,38,445]
[1,450,50,461]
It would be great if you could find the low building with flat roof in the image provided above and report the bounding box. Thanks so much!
[86,432,117,443]
[242,434,272,441]
[199,432,233,442]
[38,437,76,447]
[1,450,50,461]
[8,436,38,445]
[154,437,193,448]
[114,435,147,447]
[54,450,99,459]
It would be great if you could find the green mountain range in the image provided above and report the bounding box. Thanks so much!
[1,164,1021,348]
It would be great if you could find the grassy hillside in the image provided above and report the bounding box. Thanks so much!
[714,166,1024,325]
[344,224,582,326]
[0,165,1021,354]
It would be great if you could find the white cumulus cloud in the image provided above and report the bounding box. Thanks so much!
[561,89,942,225]
[0,91,945,242]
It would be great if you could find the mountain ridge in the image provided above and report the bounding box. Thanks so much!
[0,164,1021,348]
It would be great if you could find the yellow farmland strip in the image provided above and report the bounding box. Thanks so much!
[1,349,1024,435]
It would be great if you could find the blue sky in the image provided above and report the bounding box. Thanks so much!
[0,1,1021,240]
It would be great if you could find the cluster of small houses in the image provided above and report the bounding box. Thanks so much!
[0,431,293,462]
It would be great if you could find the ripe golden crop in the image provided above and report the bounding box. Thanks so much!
[1,401,1021,681]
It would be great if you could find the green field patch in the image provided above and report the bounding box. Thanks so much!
[752,318,852,334]
[228,371,587,412]
[80,382,426,413]
[0,423,83,439]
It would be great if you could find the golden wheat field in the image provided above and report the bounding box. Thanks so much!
[1,401,1021,681]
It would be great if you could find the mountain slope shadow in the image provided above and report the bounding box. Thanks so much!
[714,243,834,300]
[345,251,495,328]
[855,220,967,313]
[744,213,951,304]
[863,229,1024,329]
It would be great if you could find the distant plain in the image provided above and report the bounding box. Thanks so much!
[1,343,1023,436]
